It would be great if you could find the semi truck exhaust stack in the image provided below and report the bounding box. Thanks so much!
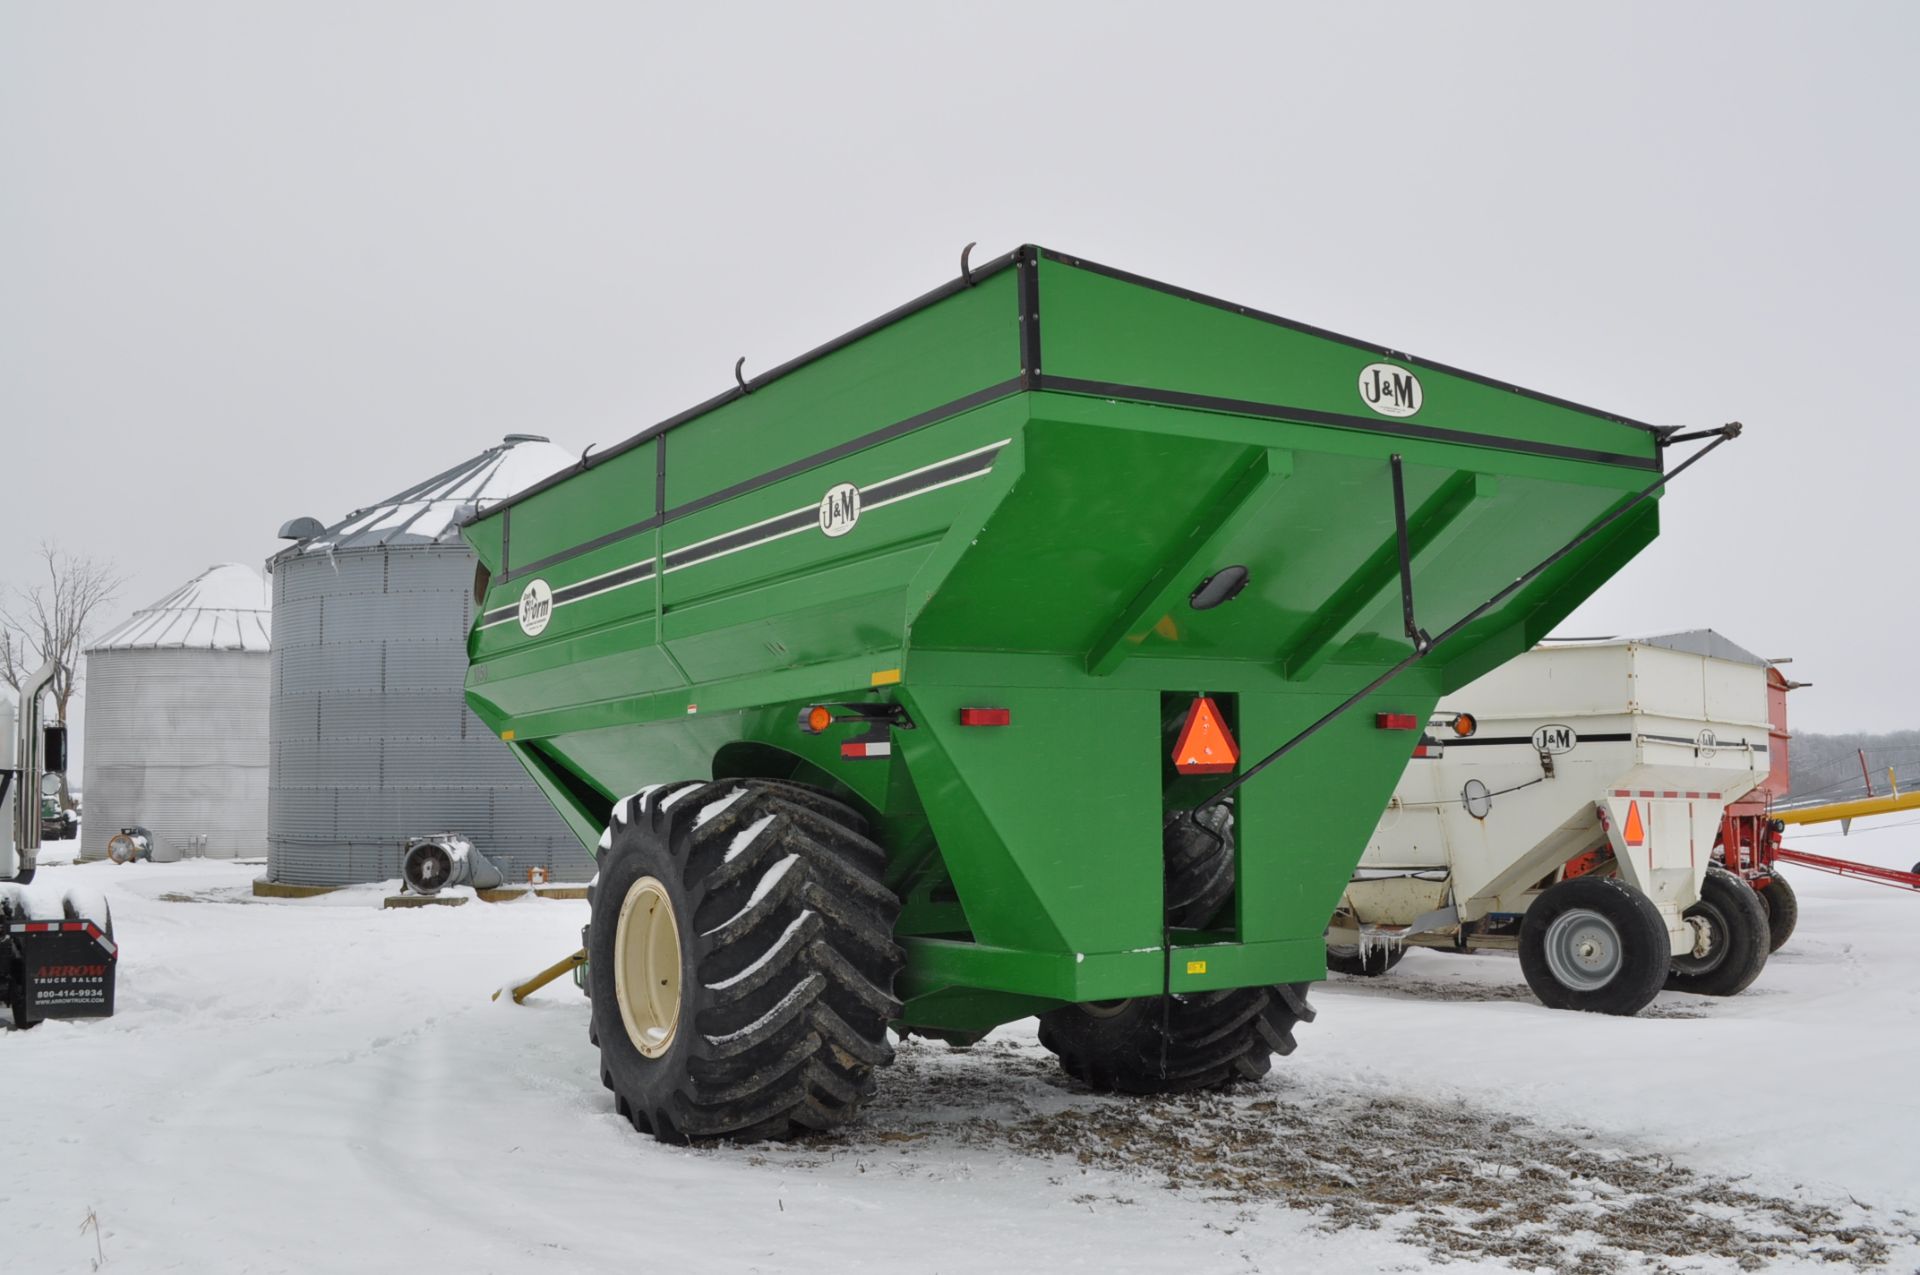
[8,661,63,886]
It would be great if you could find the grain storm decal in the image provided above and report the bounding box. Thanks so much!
[1358,363,1423,417]
[818,482,862,538]
[517,578,554,636]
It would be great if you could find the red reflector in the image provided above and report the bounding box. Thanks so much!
[959,707,1011,727]
[1173,696,1239,775]
[1412,744,1429,758]
[1376,713,1419,731]
[840,741,893,759]
[1623,800,1645,846]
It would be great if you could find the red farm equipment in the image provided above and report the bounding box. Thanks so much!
[1717,666,1920,952]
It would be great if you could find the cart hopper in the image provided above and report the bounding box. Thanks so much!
[460,246,1725,1133]
[1338,632,1776,1009]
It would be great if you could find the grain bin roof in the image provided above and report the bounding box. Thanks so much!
[273,435,573,560]
[90,563,271,653]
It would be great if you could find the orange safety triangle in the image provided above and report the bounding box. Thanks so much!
[1623,800,1645,846]
[1174,696,1240,775]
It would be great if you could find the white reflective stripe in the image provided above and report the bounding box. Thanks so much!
[6,921,118,955]
[661,510,817,575]
[479,559,661,630]
[483,439,1010,622]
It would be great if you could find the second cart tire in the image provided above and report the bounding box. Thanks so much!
[1758,871,1797,953]
[1518,876,1670,1015]
[1036,983,1315,1094]
[1163,803,1235,929]
[1325,941,1405,977]
[587,778,903,1142]
[1665,866,1770,997]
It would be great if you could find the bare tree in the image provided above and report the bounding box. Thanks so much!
[1,541,128,732]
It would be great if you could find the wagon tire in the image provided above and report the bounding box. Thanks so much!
[1163,803,1235,930]
[62,894,112,941]
[586,779,903,1142]
[1036,983,1315,1095]
[1758,871,1797,953]
[1518,875,1669,1015]
[1665,866,1770,997]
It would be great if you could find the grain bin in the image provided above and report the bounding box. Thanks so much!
[266,435,580,887]
[80,564,272,862]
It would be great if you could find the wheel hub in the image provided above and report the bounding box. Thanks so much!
[1672,900,1730,975]
[1078,998,1134,1020]
[1542,907,1623,992]
[613,876,682,1058]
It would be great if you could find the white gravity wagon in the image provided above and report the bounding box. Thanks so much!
[1328,632,1778,1016]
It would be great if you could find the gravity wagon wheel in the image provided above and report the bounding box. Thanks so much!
[1035,983,1315,1095]
[1665,866,1771,997]
[1758,871,1798,953]
[586,778,904,1142]
[1163,802,1235,930]
[1325,940,1405,977]
[1517,876,1670,1015]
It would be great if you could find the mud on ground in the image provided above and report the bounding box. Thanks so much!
[757,1037,1912,1273]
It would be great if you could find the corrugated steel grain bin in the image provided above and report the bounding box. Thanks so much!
[81,564,271,862]
[265,436,583,886]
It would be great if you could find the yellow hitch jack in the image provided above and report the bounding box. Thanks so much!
[492,948,586,1004]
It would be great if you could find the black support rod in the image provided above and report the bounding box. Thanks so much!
[1199,424,1743,813]
[1389,455,1432,654]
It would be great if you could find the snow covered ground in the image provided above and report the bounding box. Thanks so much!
[5,828,1917,1274]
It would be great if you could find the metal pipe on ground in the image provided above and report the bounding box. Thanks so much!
[401,833,504,895]
[105,828,152,864]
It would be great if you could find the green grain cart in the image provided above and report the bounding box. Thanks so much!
[461,246,1727,1141]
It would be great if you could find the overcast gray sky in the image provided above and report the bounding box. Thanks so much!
[4,2,1916,738]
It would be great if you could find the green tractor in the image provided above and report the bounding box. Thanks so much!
[461,246,1730,1141]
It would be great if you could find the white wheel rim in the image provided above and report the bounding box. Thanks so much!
[613,876,682,1059]
[1543,907,1623,992]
